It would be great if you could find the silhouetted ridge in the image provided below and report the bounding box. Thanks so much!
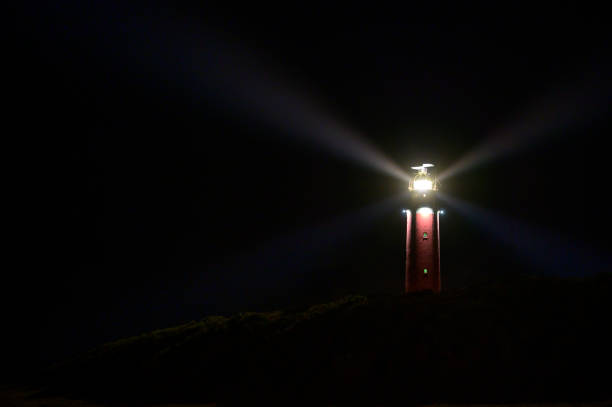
[35,274,612,405]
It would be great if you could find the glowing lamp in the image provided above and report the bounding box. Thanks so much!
[409,163,438,192]
[413,179,433,191]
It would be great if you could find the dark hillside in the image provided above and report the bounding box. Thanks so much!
[34,274,612,405]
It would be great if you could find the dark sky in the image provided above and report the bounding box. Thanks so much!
[7,2,612,374]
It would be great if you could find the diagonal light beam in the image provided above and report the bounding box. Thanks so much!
[186,193,408,303]
[438,192,611,276]
[192,36,410,182]
[440,79,611,181]
[33,3,410,182]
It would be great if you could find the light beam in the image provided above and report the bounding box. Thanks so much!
[440,79,611,181]
[193,36,410,182]
[437,192,610,276]
[186,193,408,303]
[45,6,410,182]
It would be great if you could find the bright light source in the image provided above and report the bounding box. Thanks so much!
[409,163,437,192]
[440,210,445,215]
[413,179,433,191]
[416,207,433,215]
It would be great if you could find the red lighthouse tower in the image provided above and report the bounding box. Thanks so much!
[404,164,442,293]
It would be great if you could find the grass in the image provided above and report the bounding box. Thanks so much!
[19,274,612,406]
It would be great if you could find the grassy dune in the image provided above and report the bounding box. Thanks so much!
[16,274,612,406]
[1,388,611,407]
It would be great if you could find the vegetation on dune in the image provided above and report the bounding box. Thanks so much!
[34,274,612,406]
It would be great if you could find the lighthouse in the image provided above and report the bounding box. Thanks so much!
[403,164,442,293]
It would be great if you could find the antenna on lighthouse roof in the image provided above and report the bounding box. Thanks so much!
[411,163,435,174]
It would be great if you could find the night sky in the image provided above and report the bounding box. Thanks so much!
[8,3,612,375]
